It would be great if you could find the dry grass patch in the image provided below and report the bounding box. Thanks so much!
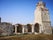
[0,34,53,40]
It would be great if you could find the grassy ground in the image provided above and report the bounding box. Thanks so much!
[0,34,53,40]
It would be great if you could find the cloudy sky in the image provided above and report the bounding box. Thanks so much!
[0,0,53,26]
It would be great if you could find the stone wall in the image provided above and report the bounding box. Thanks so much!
[0,22,13,36]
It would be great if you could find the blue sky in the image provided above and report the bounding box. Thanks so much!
[0,0,53,26]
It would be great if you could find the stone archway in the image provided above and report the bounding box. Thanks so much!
[27,24,32,32]
[17,24,22,33]
[34,23,39,33]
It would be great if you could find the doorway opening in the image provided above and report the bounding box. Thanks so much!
[34,23,39,33]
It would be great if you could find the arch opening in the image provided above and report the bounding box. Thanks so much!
[17,24,22,33]
[34,23,39,33]
[27,24,32,32]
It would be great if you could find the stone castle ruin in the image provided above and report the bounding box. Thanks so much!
[0,1,52,35]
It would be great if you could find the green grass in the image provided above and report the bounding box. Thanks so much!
[0,34,53,40]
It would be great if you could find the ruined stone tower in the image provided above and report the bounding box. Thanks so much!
[34,1,52,34]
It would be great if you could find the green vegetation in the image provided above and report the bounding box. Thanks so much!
[0,34,53,40]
